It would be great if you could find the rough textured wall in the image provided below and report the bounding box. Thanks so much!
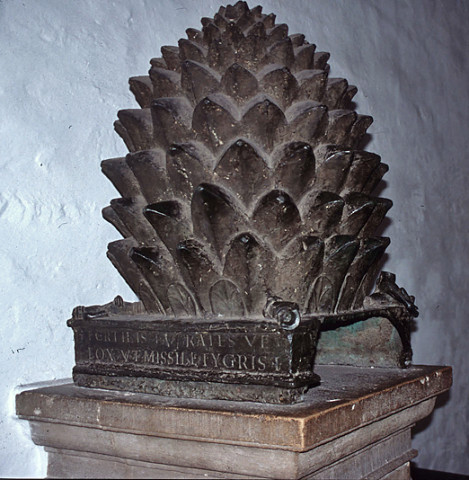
[1,0,467,476]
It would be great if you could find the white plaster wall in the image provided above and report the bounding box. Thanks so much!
[1,0,467,476]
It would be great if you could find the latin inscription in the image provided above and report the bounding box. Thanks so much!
[88,348,276,371]
[78,329,272,349]
[77,328,289,373]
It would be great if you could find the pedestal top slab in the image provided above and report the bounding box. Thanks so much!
[16,365,451,452]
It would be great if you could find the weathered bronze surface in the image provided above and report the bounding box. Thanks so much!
[69,1,419,402]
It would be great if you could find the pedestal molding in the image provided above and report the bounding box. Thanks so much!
[16,365,452,451]
[16,365,452,479]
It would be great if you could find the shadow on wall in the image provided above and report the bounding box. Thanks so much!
[412,388,451,438]
[411,463,469,480]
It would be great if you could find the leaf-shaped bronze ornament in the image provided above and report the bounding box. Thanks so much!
[167,282,197,316]
[210,279,246,316]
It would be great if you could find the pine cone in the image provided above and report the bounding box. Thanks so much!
[103,1,392,320]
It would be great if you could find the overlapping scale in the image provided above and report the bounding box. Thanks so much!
[307,235,359,312]
[274,235,324,308]
[341,151,381,194]
[144,200,192,256]
[364,163,389,196]
[301,191,344,237]
[149,67,181,98]
[260,66,299,109]
[252,190,301,250]
[131,245,182,313]
[151,97,192,149]
[165,143,212,200]
[336,237,390,312]
[223,232,272,314]
[290,33,306,47]
[181,60,220,104]
[272,142,315,200]
[239,23,267,69]
[102,206,132,239]
[108,196,156,245]
[264,38,295,68]
[161,46,181,71]
[243,96,286,151]
[167,282,198,316]
[324,78,349,109]
[107,238,164,314]
[214,139,270,207]
[126,149,168,204]
[193,95,239,151]
[314,51,331,70]
[339,193,377,236]
[176,238,221,312]
[314,150,353,193]
[284,101,327,145]
[293,43,316,72]
[115,108,153,152]
[296,70,328,102]
[129,76,153,108]
[178,39,207,64]
[265,24,288,45]
[221,63,259,103]
[101,157,139,199]
[324,110,357,145]
[192,183,247,258]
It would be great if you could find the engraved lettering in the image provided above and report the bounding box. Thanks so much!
[273,356,281,372]
[237,354,249,370]
[143,350,155,363]
[257,356,266,371]
[163,333,177,348]
[95,331,103,342]
[121,331,131,343]
[121,349,130,362]
[210,353,221,367]
[105,348,114,361]
[95,347,105,360]
[222,354,235,368]
[83,326,285,374]
[167,351,174,366]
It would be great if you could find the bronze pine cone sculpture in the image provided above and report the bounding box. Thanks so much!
[105,2,394,320]
[69,2,419,402]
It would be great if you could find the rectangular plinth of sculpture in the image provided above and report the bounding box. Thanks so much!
[16,365,451,479]
[69,311,320,403]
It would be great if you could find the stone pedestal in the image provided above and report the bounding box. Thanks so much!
[16,365,451,479]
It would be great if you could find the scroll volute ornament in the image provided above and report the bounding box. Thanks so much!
[68,2,418,403]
